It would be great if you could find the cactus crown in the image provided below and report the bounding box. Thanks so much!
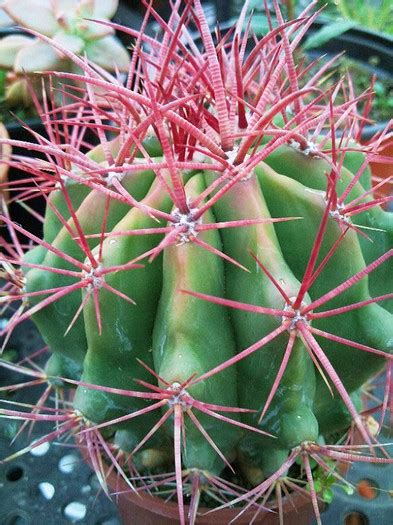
[0,1,392,524]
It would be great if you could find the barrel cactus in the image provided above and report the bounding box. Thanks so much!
[0,1,392,523]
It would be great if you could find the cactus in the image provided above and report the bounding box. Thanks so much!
[0,2,392,524]
[0,0,129,106]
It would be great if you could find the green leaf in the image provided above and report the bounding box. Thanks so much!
[85,35,129,72]
[0,69,6,99]
[373,81,385,97]
[14,40,64,73]
[92,0,118,20]
[322,488,334,504]
[3,0,59,36]
[228,13,276,37]
[53,32,84,55]
[304,20,358,50]
[250,13,274,36]
[0,35,32,69]
[312,480,322,493]
[344,485,355,496]
[2,348,18,362]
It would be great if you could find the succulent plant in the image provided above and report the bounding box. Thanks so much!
[0,1,392,524]
[0,0,129,106]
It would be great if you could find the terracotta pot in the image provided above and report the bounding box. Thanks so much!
[78,425,319,524]
[107,470,317,525]
[368,135,393,204]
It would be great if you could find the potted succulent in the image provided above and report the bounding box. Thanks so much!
[0,1,392,524]
[0,0,129,137]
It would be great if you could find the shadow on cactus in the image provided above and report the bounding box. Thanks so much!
[0,1,392,524]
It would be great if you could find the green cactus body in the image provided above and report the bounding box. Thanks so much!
[87,136,164,164]
[317,389,363,436]
[137,136,165,158]
[263,144,393,311]
[152,174,240,474]
[256,163,393,428]
[43,184,91,243]
[24,170,155,379]
[262,142,372,192]
[22,183,91,275]
[73,177,173,447]
[204,171,318,474]
[10,112,392,523]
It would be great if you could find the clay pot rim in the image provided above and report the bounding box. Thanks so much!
[78,443,316,525]
[77,434,319,524]
[105,466,315,524]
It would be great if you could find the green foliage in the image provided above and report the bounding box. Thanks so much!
[303,20,357,50]
[322,0,393,34]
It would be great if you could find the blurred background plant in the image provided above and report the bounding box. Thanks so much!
[224,0,393,135]
[306,0,393,49]
[0,0,129,121]
[228,0,393,34]
[317,0,393,34]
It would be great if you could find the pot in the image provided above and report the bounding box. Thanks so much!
[368,134,393,209]
[2,116,47,241]
[105,467,317,525]
[305,22,393,141]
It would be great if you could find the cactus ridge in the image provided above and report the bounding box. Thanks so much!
[0,2,392,524]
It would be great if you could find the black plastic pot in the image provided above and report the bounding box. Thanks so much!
[199,8,393,141]
[305,22,393,140]
[3,118,47,241]
[119,0,173,21]
[113,1,144,46]
[307,21,393,80]
[0,25,49,240]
